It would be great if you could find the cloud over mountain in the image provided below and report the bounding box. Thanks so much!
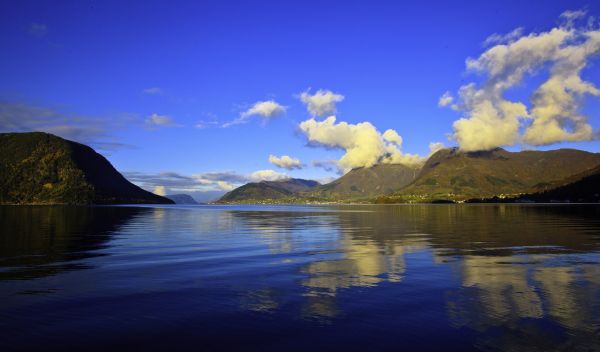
[268,154,303,170]
[443,10,600,151]
[299,116,423,172]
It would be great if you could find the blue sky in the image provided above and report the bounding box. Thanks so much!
[2,0,600,200]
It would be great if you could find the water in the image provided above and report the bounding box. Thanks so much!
[1,204,600,351]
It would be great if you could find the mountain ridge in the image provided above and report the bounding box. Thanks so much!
[388,147,600,202]
[218,147,600,204]
[166,194,199,204]
[0,132,173,205]
[304,163,421,201]
[217,178,320,203]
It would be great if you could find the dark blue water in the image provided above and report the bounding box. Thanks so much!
[1,204,600,351]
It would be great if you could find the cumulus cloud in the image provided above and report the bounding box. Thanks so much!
[249,169,289,182]
[429,142,446,154]
[442,11,600,151]
[242,100,286,119]
[145,113,180,128]
[382,129,402,145]
[268,154,303,170]
[299,116,423,172]
[223,100,286,127]
[153,186,167,196]
[299,89,345,116]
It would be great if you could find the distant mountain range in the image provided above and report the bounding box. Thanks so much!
[218,147,600,204]
[2,132,599,205]
[166,194,199,204]
[306,163,420,201]
[217,178,320,203]
[0,132,173,205]
[385,148,600,202]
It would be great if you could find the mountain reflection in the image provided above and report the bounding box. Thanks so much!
[0,206,148,280]
[3,204,600,351]
[228,205,600,344]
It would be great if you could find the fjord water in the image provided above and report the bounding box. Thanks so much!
[1,205,600,351]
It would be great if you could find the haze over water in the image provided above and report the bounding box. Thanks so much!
[1,204,600,351]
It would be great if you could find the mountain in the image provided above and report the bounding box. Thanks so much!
[307,163,421,201]
[166,194,199,204]
[389,148,600,202]
[0,132,173,205]
[218,164,420,203]
[474,164,600,203]
[217,178,320,203]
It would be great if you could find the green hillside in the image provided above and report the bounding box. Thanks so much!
[217,178,320,203]
[0,132,173,205]
[306,163,421,201]
[474,164,600,203]
[388,148,600,202]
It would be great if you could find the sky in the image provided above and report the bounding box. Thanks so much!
[2,0,600,201]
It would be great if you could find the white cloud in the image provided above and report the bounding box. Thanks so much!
[483,27,524,47]
[242,100,286,118]
[443,15,600,151]
[249,169,289,182]
[299,89,345,116]
[223,100,286,127]
[316,176,336,185]
[217,181,235,191]
[126,169,290,195]
[268,154,303,170]
[143,87,163,95]
[428,142,446,155]
[382,129,402,145]
[559,9,587,27]
[153,186,167,196]
[299,116,423,172]
[438,91,454,107]
[145,113,180,128]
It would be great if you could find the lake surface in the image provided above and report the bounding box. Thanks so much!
[1,204,600,351]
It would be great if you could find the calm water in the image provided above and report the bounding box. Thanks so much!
[1,205,600,351]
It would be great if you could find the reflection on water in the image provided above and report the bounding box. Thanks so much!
[0,206,148,280]
[1,204,600,351]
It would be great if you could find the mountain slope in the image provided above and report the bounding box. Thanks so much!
[392,148,600,202]
[490,164,600,203]
[307,163,421,200]
[0,132,173,205]
[217,178,320,203]
[166,194,199,204]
